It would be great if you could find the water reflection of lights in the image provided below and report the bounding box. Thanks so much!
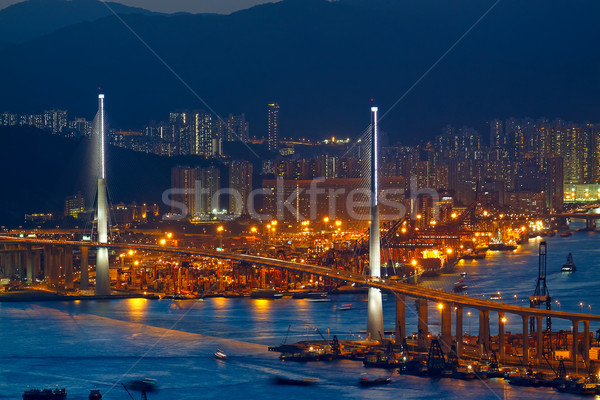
[252,299,272,321]
[212,296,227,310]
[126,298,147,320]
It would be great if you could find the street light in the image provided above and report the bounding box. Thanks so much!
[580,302,584,312]
[467,311,472,335]
[217,226,224,248]
[514,294,518,304]
[438,303,444,336]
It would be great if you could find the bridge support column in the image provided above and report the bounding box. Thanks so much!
[455,306,463,358]
[536,316,544,365]
[479,310,490,357]
[498,312,506,362]
[95,247,110,296]
[80,247,89,290]
[441,303,452,354]
[64,247,73,290]
[25,247,33,284]
[583,320,590,367]
[43,246,51,285]
[45,246,60,288]
[572,320,579,372]
[417,299,428,351]
[522,315,529,366]
[395,294,405,343]
[33,250,41,281]
[14,249,22,278]
[4,247,14,278]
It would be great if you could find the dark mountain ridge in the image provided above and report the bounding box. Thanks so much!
[0,0,168,43]
[0,0,599,141]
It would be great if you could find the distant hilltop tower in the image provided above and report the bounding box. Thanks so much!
[267,102,279,151]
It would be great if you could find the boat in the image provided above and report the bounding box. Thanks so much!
[560,230,572,237]
[453,282,468,293]
[269,342,335,361]
[452,365,475,380]
[358,377,392,387]
[250,289,283,299]
[516,235,529,244]
[363,351,401,369]
[419,258,442,277]
[488,243,517,251]
[214,348,227,360]
[561,253,576,272]
[292,291,329,301]
[461,251,486,260]
[23,389,67,400]
[338,304,352,311]
[88,389,102,400]
[507,374,543,387]
[555,379,597,395]
[440,258,458,273]
[488,230,517,251]
[127,378,157,393]
[273,376,318,386]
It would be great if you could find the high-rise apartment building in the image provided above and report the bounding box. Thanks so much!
[64,193,85,218]
[197,166,221,215]
[228,160,253,215]
[171,166,197,218]
[267,103,280,151]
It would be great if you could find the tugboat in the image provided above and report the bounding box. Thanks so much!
[453,278,468,293]
[250,289,283,299]
[561,253,576,272]
[559,230,572,237]
[273,376,318,386]
[22,389,67,400]
[555,378,597,395]
[461,249,486,260]
[88,389,102,400]
[358,376,392,387]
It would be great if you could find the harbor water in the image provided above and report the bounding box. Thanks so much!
[1,233,599,399]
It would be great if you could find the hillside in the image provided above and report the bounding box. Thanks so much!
[0,0,599,140]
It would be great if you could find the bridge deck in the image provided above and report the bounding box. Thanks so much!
[2,236,599,323]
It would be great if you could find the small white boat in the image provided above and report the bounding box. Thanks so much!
[339,304,353,311]
[214,349,227,360]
